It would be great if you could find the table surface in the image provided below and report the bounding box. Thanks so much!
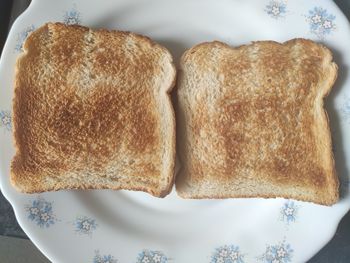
[0,1,350,262]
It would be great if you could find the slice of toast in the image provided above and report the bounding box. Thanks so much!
[176,39,338,205]
[11,22,176,197]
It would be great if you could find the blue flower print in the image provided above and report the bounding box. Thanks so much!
[93,250,117,263]
[26,197,56,228]
[63,5,82,25]
[265,1,287,19]
[211,245,245,263]
[259,241,293,263]
[280,200,298,224]
[306,7,336,38]
[15,25,35,52]
[74,215,97,236]
[0,110,11,131]
[341,96,350,123]
[137,250,168,263]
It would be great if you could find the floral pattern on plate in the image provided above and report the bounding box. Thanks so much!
[306,7,336,39]
[63,4,82,25]
[26,197,57,228]
[280,200,298,224]
[259,241,293,263]
[341,95,350,123]
[211,245,245,263]
[0,110,11,131]
[137,250,168,263]
[93,250,118,263]
[15,25,35,52]
[265,0,287,19]
[74,215,97,236]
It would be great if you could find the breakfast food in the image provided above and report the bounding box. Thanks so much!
[176,39,339,205]
[11,22,176,197]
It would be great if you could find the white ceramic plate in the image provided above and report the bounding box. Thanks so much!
[1,0,350,262]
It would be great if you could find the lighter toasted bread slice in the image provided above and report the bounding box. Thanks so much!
[176,39,338,205]
[11,23,176,197]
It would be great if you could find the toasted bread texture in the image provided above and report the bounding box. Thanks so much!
[11,22,176,197]
[176,39,338,205]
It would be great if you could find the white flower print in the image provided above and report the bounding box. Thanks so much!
[271,6,280,16]
[0,110,12,131]
[1,115,10,125]
[277,247,286,258]
[312,14,322,24]
[153,254,162,263]
[230,251,239,260]
[211,245,244,263]
[82,220,91,230]
[265,1,287,19]
[323,20,333,29]
[74,216,97,236]
[93,250,117,263]
[259,241,293,263]
[137,250,167,263]
[220,249,228,257]
[40,212,50,222]
[63,5,82,25]
[281,200,299,224]
[30,207,39,215]
[284,207,294,216]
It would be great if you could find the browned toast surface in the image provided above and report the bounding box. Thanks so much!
[11,23,176,197]
[176,39,338,205]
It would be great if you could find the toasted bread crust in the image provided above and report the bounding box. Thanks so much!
[11,23,176,197]
[176,39,338,205]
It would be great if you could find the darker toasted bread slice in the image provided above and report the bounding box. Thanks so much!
[11,22,176,197]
